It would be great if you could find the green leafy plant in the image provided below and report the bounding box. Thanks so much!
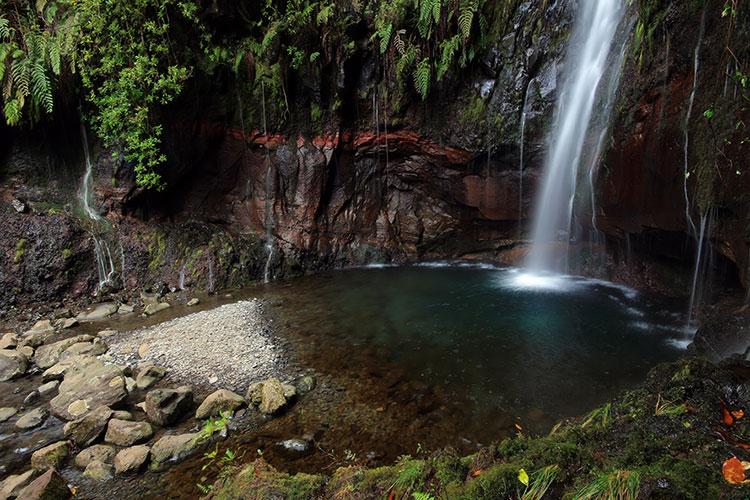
[575,469,641,500]
[520,465,560,500]
[196,445,244,494]
[198,410,232,442]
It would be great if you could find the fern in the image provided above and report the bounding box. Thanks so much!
[31,61,52,113]
[3,96,20,125]
[379,22,392,54]
[436,35,459,81]
[397,45,416,80]
[393,30,406,55]
[413,57,430,100]
[48,37,60,75]
[458,0,478,40]
[0,16,11,39]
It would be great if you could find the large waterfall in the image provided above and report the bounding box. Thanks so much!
[526,0,627,273]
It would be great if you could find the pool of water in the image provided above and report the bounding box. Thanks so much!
[266,264,687,437]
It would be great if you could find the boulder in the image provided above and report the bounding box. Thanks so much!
[74,444,116,469]
[60,318,78,330]
[50,357,127,420]
[246,378,297,415]
[150,433,199,468]
[30,441,70,470]
[186,298,200,307]
[144,386,193,426]
[135,365,166,390]
[21,321,55,348]
[113,445,149,474]
[104,419,153,447]
[38,380,60,396]
[0,332,18,349]
[15,407,49,430]
[195,389,245,419]
[112,410,133,420]
[143,302,170,316]
[59,339,107,362]
[33,335,93,369]
[0,470,37,498]
[0,406,18,422]
[118,304,135,315]
[63,406,113,447]
[76,303,118,322]
[83,460,113,481]
[18,345,34,358]
[0,349,28,381]
[15,469,71,500]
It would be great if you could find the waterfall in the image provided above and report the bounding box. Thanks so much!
[518,79,532,232]
[682,9,706,237]
[78,121,117,291]
[526,0,627,273]
[178,263,187,291]
[687,209,716,326]
[260,81,275,284]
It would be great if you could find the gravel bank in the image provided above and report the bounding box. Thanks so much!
[106,300,283,392]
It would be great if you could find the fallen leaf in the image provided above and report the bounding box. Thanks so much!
[723,402,735,426]
[723,457,745,484]
[514,423,523,432]
[470,469,482,478]
[388,491,396,500]
[733,409,745,420]
[518,468,529,487]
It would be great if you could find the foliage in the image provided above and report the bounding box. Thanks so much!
[575,469,641,500]
[197,410,232,442]
[196,445,243,494]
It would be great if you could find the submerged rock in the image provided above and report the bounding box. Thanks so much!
[186,298,200,307]
[144,386,193,426]
[195,389,245,419]
[114,445,150,474]
[246,378,296,415]
[30,441,70,470]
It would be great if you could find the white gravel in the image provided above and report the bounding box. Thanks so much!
[106,300,282,392]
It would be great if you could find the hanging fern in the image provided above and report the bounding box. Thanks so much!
[413,57,431,100]
[458,0,478,40]
[437,35,460,81]
[397,44,416,80]
[378,22,393,54]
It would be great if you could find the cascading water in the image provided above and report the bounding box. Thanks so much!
[78,121,117,291]
[517,79,532,234]
[687,209,716,326]
[260,81,275,284]
[526,0,627,274]
[682,9,706,237]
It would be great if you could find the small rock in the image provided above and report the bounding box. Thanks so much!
[195,389,245,419]
[295,375,317,394]
[59,339,107,361]
[135,364,166,390]
[30,441,70,470]
[104,419,154,447]
[63,405,113,447]
[83,460,113,481]
[77,303,118,321]
[186,298,200,307]
[18,345,35,358]
[118,304,135,315]
[0,406,18,422]
[144,386,193,426]
[112,410,133,420]
[23,390,40,405]
[246,378,297,415]
[275,438,312,459]
[114,445,150,474]
[11,198,27,213]
[21,320,55,348]
[0,469,37,498]
[75,444,117,469]
[38,380,60,396]
[0,332,18,349]
[0,349,29,381]
[97,329,117,338]
[41,363,68,383]
[15,407,49,430]
[150,433,199,468]
[15,469,71,500]
[61,318,78,329]
[137,343,150,358]
[143,302,171,316]
[124,376,137,393]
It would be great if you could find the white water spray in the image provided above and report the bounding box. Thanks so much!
[682,9,706,237]
[526,0,627,273]
[78,122,117,291]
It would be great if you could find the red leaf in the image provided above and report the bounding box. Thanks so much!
[724,457,746,484]
[470,469,482,478]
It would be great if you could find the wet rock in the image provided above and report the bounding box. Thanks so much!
[63,406,113,447]
[16,469,72,499]
[77,303,119,321]
[295,375,316,394]
[0,349,29,381]
[104,419,153,446]
[195,389,245,419]
[60,318,78,330]
[117,304,135,315]
[114,445,149,474]
[150,433,199,468]
[15,407,48,430]
[11,198,27,213]
[0,406,18,422]
[30,441,70,470]
[33,335,94,369]
[135,364,166,390]
[246,378,296,415]
[144,386,193,426]
[275,438,313,459]
[74,444,116,469]
[21,321,55,348]
[186,298,200,307]
[143,302,171,316]
[50,356,127,420]
[38,380,59,396]
[23,390,40,405]
[0,332,19,349]
[0,469,37,498]
[83,460,113,481]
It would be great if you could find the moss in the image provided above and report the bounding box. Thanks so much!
[13,238,26,263]
[463,463,520,499]
[62,248,72,259]
[210,459,324,499]
[146,230,167,273]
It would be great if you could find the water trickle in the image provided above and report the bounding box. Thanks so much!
[178,263,187,291]
[261,81,275,284]
[207,253,215,293]
[526,0,628,273]
[78,121,117,291]
[682,9,706,237]
[687,209,716,326]
[517,78,533,231]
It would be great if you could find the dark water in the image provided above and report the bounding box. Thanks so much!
[267,264,686,435]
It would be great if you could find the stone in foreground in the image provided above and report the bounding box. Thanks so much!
[0,470,37,498]
[144,386,193,426]
[114,445,150,474]
[195,389,245,419]
[63,405,113,447]
[30,441,70,470]
[49,356,127,420]
[83,460,113,482]
[246,378,297,415]
[16,469,72,500]
[150,433,199,468]
[104,419,153,447]
[15,407,49,430]
[74,444,116,469]
[0,349,28,381]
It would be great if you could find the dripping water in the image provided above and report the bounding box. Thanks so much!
[518,78,532,234]
[261,81,275,284]
[178,263,187,291]
[687,209,716,326]
[207,253,215,294]
[78,120,117,291]
[682,9,706,237]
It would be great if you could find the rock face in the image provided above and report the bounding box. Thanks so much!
[113,445,150,474]
[195,389,245,419]
[144,386,193,426]
[16,469,72,500]
[104,419,153,446]
[63,405,113,447]
[30,441,70,470]
[50,356,127,420]
[246,379,296,415]
[150,433,199,467]
[0,349,28,381]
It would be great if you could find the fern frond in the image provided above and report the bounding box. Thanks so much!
[0,16,11,40]
[397,45,416,80]
[11,57,31,96]
[458,0,478,40]
[431,0,441,25]
[437,35,459,81]
[3,96,21,125]
[393,30,406,55]
[48,36,61,75]
[379,22,392,54]
[413,57,430,100]
[31,61,52,113]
